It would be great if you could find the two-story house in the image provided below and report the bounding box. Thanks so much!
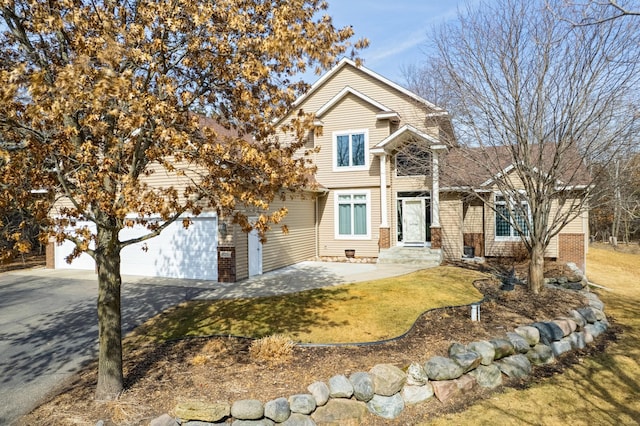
[49,58,589,281]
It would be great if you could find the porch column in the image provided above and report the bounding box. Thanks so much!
[379,154,390,249]
[431,149,442,249]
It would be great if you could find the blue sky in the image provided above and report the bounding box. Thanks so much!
[306,0,476,86]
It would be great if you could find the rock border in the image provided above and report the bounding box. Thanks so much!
[149,284,608,426]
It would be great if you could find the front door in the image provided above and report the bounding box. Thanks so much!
[248,227,262,277]
[402,199,426,244]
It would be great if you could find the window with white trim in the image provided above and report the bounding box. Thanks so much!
[334,130,368,170]
[335,191,370,239]
[495,193,529,240]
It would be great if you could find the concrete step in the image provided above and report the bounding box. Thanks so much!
[377,246,442,267]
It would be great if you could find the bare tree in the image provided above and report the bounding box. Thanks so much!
[554,0,640,25]
[415,0,640,293]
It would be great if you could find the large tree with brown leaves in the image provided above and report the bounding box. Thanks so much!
[0,0,366,400]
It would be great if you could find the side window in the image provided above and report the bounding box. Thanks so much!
[334,130,368,170]
[495,193,530,239]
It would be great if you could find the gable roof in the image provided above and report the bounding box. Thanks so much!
[370,124,443,155]
[315,86,395,118]
[441,144,591,190]
[292,58,446,113]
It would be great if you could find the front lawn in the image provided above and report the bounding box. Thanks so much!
[129,265,486,344]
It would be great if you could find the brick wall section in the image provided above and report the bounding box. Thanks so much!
[558,233,585,272]
[217,247,236,283]
[46,241,55,269]
[430,227,442,249]
[378,227,390,250]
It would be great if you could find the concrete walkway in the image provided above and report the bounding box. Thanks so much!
[193,261,425,300]
[0,261,422,424]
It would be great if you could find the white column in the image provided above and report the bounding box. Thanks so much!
[431,150,440,227]
[379,154,388,227]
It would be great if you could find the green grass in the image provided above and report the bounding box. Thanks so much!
[425,244,640,425]
[129,266,485,344]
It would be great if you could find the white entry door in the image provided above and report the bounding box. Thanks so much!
[248,228,263,277]
[402,199,426,244]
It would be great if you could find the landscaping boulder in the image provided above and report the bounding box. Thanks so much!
[232,420,274,426]
[150,414,178,426]
[531,322,565,345]
[366,394,405,420]
[401,384,434,405]
[469,364,502,389]
[495,354,532,378]
[231,400,264,420]
[550,337,573,357]
[424,356,463,381]
[328,374,353,398]
[311,399,367,424]
[431,380,460,403]
[369,364,406,396]
[576,307,598,324]
[455,374,476,392]
[307,382,330,407]
[551,319,574,337]
[568,310,587,328]
[281,413,316,426]
[349,372,374,402]
[451,351,482,373]
[506,332,530,354]
[526,344,555,365]
[568,331,587,350]
[584,321,607,338]
[490,339,515,359]
[264,397,290,423]
[448,342,467,356]
[288,395,316,415]
[514,326,540,346]
[175,401,230,423]
[467,340,496,365]
[406,362,429,386]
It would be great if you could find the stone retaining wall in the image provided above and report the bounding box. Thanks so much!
[149,286,609,426]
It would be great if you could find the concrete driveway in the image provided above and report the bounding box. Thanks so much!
[0,261,421,424]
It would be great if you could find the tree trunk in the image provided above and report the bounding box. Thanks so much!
[94,226,124,400]
[528,242,545,294]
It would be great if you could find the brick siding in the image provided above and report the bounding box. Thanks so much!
[558,233,585,272]
[217,246,236,283]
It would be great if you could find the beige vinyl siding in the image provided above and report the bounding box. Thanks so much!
[463,202,484,234]
[317,187,380,258]
[295,65,433,126]
[441,193,463,259]
[261,195,316,272]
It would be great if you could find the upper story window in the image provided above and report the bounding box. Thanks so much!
[495,193,530,240]
[396,142,431,177]
[333,130,368,171]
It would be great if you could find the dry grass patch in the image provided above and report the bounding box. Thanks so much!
[249,334,295,364]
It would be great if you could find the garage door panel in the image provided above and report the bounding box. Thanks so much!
[55,216,218,281]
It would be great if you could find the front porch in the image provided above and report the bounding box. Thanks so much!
[377,246,443,268]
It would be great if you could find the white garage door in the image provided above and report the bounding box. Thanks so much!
[54,214,218,281]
